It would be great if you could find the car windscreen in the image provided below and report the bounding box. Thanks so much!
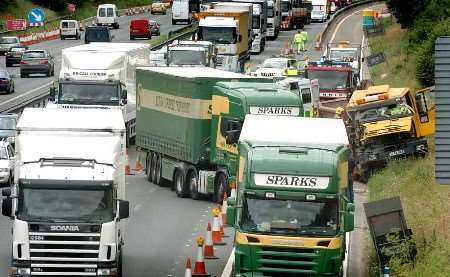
[23,51,46,59]
[85,29,110,42]
[0,37,18,44]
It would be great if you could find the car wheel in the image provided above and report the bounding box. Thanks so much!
[172,20,176,25]
[130,35,135,40]
[51,67,55,76]
[46,69,51,77]
[20,72,26,78]
[61,35,65,40]
[5,61,11,67]
[9,85,14,94]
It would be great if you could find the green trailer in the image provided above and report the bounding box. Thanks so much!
[136,67,303,202]
[227,115,355,276]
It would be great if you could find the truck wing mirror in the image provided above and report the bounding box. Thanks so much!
[118,200,129,220]
[2,197,13,219]
[225,130,240,145]
[343,202,355,232]
[49,87,56,101]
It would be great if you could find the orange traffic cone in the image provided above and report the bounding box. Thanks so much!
[229,181,237,199]
[212,207,226,245]
[193,237,208,276]
[219,209,228,237]
[133,150,144,171]
[221,193,228,225]
[203,223,218,259]
[125,148,131,176]
[185,258,192,277]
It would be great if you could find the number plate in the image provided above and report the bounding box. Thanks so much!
[389,149,405,157]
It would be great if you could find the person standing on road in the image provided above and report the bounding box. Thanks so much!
[301,29,308,51]
[294,30,304,54]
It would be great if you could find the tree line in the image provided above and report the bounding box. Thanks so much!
[386,0,450,86]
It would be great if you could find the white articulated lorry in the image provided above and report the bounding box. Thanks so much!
[1,108,129,277]
[267,0,281,39]
[48,42,150,143]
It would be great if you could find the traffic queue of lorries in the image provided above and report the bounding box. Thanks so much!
[0,2,436,277]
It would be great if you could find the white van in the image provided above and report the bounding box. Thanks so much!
[172,0,191,25]
[97,4,120,29]
[59,20,81,40]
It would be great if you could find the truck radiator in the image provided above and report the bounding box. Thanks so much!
[257,246,319,276]
[28,230,101,276]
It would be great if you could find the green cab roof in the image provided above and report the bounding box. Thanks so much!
[215,81,301,107]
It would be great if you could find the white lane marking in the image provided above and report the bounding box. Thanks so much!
[221,248,235,277]
[330,9,363,43]
[360,35,365,79]
[1,81,53,106]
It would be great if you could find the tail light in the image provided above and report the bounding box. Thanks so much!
[20,60,28,64]
[0,79,9,84]
[5,52,11,56]
[39,59,49,64]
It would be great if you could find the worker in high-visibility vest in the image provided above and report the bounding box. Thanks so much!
[300,30,308,51]
[294,30,304,54]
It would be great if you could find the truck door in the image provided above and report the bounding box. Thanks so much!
[414,88,435,137]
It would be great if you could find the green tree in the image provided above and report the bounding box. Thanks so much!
[386,0,429,28]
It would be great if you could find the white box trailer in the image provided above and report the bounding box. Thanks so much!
[2,108,129,276]
[50,43,150,142]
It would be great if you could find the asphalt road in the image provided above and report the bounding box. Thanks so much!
[0,9,183,111]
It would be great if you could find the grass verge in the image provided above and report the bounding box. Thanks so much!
[367,20,450,277]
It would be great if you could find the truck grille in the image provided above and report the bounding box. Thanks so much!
[267,23,273,28]
[216,56,224,66]
[29,231,101,276]
[257,247,319,276]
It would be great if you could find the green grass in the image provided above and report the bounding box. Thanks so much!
[368,20,421,90]
[367,19,450,276]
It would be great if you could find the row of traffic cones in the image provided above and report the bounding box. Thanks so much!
[184,190,236,276]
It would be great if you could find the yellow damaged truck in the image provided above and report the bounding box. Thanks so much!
[346,85,435,182]
[227,115,354,276]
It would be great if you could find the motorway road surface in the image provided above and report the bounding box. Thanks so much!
[0,3,383,276]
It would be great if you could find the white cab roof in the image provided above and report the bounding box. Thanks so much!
[17,108,125,132]
[199,17,237,28]
[240,115,349,145]
[137,66,255,79]
[64,43,150,53]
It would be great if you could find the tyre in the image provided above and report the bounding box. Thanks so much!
[145,153,153,182]
[8,173,13,186]
[172,20,176,25]
[188,169,200,200]
[46,69,51,77]
[150,154,158,184]
[113,23,119,29]
[9,85,14,94]
[20,72,26,78]
[61,36,65,40]
[175,169,189,198]
[214,173,227,204]
[51,67,55,77]
[154,154,162,186]
[117,249,123,277]
[5,61,11,67]
[130,35,135,40]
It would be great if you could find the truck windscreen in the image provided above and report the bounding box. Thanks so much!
[200,27,236,44]
[169,50,206,66]
[0,118,16,130]
[267,6,274,17]
[307,70,350,90]
[239,196,338,236]
[17,187,114,223]
[281,2,291,12]
[58,83,120,105]
[252,15,261,29]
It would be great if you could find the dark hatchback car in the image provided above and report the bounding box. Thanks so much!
[85,26,113,44]
[149,20,161,36]
[20,50,55,78]
[5,46,29,67]
[0,70,15,94]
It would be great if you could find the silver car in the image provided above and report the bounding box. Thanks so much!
[0,36,21,55]
[20,50,55,78]
[0,141,15,186]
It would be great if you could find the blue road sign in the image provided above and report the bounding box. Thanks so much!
[28,8,46,24]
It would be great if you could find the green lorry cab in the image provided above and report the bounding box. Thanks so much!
[135,67,303,203]
[228,115,355,277]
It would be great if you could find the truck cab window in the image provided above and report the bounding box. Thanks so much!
[220,117,243,143]
[301,88,312,104]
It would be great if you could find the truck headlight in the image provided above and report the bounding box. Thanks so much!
[416,144,425,151]
[11,267,31,276]
[98,268,117,276]
[0,168,9,172]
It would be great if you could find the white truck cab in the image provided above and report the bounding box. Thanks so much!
[277,77,320,117]
[172,0,192,24]
[97,4,120,29]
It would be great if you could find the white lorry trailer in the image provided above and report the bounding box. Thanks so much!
[1,108,129,277]
[267,0,281,39]
[49,43,150,143]
[232,0,268,54]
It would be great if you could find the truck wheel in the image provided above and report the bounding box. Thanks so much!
[146,153,153,182]
[154,155,163,186]
[175,170,189,198]
[188,169,201,200]
[151,154,158,184]
[214,173,227,204]
[117,249,123,277]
